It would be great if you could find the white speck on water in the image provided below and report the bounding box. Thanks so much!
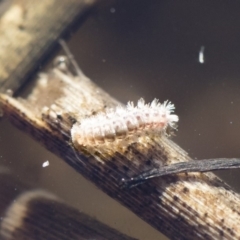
[42,160,49,168]
[199,46,205,64]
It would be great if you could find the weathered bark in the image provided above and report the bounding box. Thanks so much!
[0,0,96,94]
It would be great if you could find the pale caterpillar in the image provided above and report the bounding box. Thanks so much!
[71,98,179,147]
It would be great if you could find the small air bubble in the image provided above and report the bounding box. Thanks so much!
[6,89,13,96]
[42,160,49,168]
[110,8,116,13]
[199,46,205,64]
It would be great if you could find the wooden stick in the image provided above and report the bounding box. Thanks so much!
[1,47,240,239]
[0,0,96,94]
[0,170,136,240]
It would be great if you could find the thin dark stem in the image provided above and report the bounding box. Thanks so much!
[58,39,84,78]
[121,158,240,189]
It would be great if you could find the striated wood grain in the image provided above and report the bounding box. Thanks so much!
[0,0,96,94]
[0,55,240,240]
[0,171,137,240]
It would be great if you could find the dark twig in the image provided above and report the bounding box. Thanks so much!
[121,158,240,188]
